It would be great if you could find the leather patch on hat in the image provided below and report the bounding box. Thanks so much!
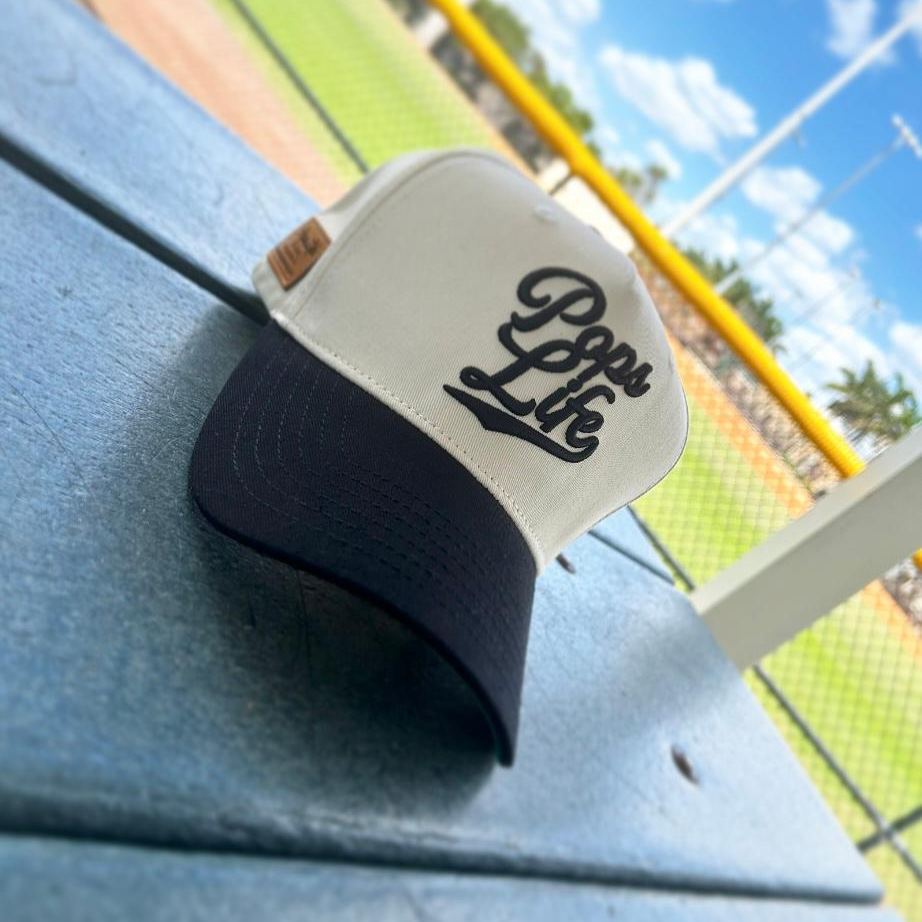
[267,218,331,290]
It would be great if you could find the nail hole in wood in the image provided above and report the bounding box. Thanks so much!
[556,553,575,574]
[671,745,697,784]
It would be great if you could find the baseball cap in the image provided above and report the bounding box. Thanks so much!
[190,148,688,765]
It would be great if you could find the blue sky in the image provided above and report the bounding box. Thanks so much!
[502,0,922,402]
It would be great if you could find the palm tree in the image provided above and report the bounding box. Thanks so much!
[826,361,921,448]
[871,373,921,444]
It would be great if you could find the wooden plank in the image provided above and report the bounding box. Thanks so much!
[0,162,883,902]
[0,0,312,315]
[0,836,900,922]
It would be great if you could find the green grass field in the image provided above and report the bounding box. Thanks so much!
[214,0,505,185]
[212,3,922,914]
[634,399,793,581]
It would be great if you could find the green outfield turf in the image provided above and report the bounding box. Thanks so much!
[211,0,361,188]
[214,0,504,183]
[216,3,921,913]
[634,399,792,582]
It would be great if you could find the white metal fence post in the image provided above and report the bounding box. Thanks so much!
[693,427,922,668]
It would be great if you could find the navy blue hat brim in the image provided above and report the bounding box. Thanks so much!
[189,321,536,765]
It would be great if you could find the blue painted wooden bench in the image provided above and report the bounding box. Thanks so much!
[0,1,899,918]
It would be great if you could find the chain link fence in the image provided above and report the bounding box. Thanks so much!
[635,258,922,914]
[86,0,920,915]
[214,0,528,185]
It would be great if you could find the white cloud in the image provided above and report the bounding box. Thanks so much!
[611,149,643,172]
[741,165,821,223]
[645,138,683,178]
[672,166,918,423]
[898,1,922,57]
[672,173,919,422]
[915,223,922,244]
[825,0,911,63]
[675,207,747,263]
[596,124,621,159]
[825,0,878,59]
[801,211,855,257]
[740,239,902,411]
[890,321,922,354]
[740,165,855,260]
[681,167,861,319]
[889,320,922,394]
[503,0,601,109]
[783,321,895,419]
[557,0,600,25]
[751,245,863,327]
[598,45,757,156]
[675,177,880,401]
[785,325,880,378]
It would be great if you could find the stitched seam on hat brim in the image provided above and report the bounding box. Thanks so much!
[327,380,532,611]
[279,345,528,621]
[273,312,545,569]
[228,332,525,699]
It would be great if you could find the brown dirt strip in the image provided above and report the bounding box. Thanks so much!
[86,0,348,206]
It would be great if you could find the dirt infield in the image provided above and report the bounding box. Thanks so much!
[86,0,347,205]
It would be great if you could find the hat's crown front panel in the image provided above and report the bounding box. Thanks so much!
[274,153,687,568]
